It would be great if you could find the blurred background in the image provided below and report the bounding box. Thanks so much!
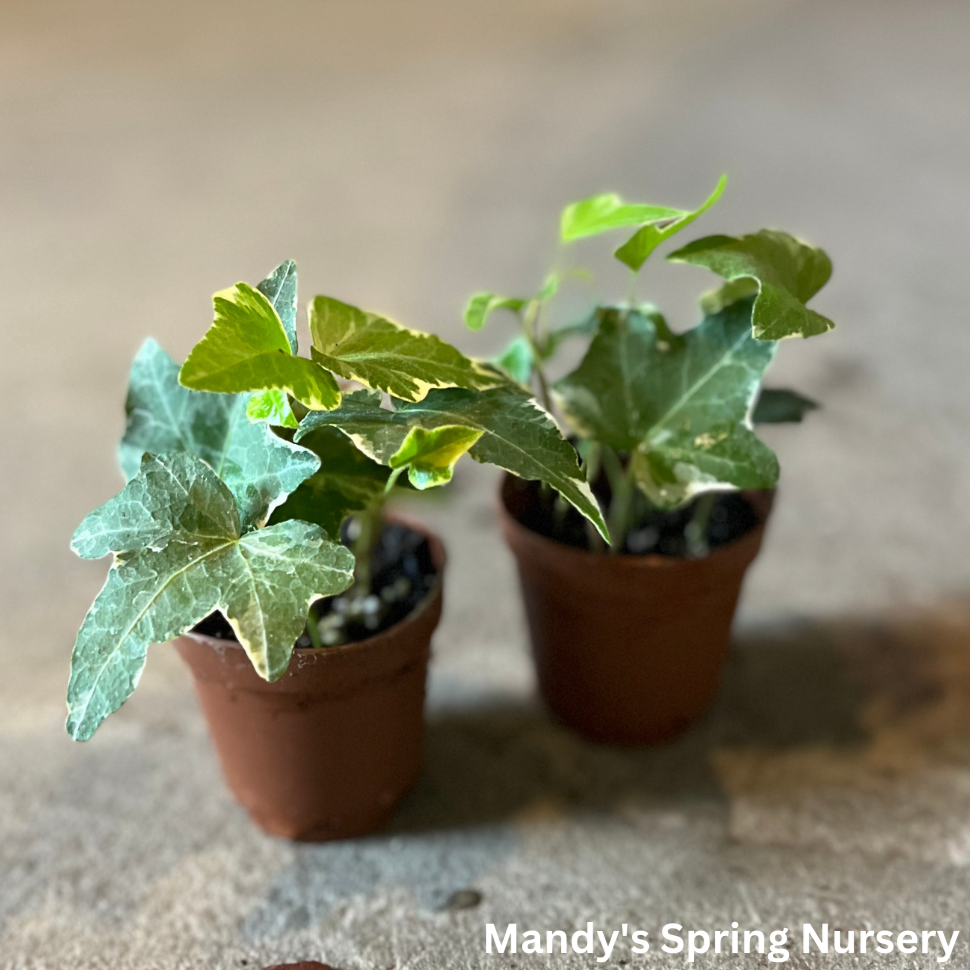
[4,0,970,967]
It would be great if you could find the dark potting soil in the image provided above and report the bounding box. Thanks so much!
[509,478,760,557]
[192,522,437,649]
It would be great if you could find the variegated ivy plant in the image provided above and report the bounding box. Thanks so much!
[465,175,833,552]
[68,261,607,741]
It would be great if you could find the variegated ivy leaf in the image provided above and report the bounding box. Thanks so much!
[269,426,391,539]
[632,423,778,507]
[119,339,320,531]
[246,388,298,429]
[389,425,484,489]
[180,281,341,411]
[308,295,503,402]
[67,452,355,741]
[752,388,819,424]
[554,297,779,507]
[667,229,834,341]
[256,259,299,354]
[297,386,609,540]
[614,175,726,272]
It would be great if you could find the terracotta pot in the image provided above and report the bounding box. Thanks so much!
[499,477,773,745]
[175,517,445,841]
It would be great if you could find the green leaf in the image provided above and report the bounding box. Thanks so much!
[119,339,320,531]
[180,282,341,410]
[464,293,526,331]
[67,452,354,740]
[614,175,726,272]
[269,426,391,539]
[297,386,609,540]
[633,423,778,507]
[555,298,779,506]
[246,389,298,429]
[752,388,819,424]
[698,277,760,316]
[561,195,684,242]
[667,229,834,340]
[389,425,484,489]
[492,335,535,385]
[309,295,503,402]
[256,259,299,354]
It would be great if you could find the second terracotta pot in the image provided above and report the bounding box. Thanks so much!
[175,518,445,841]
[500,477,773,745]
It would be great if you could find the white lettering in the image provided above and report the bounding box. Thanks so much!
[486,923,515,954]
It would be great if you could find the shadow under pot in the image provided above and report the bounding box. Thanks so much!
[499,476,774,746]
[175,516,445,841]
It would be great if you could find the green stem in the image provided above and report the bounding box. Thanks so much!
[305,605,323,648]
[601,445,636,554]
[685,492,717,559]
[351,505,379,595]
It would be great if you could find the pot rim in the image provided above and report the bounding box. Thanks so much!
[180,510,446,661]
[498,473,774,572]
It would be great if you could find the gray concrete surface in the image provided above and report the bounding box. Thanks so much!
[4,0,970,966]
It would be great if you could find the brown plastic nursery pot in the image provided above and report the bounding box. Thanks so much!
[174,516,445,842]
[499,476,774,746]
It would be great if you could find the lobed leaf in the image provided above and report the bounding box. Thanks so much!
[256,259,299,354]
[667,229,834,340]
[119,339,319,531]
[309,295,503,402]
[389,425,484,489]
[269,426,391,539]
[67,453,355,740]
[633,422,778,508]
[555,298,779,506]
[246,388,298,429]
[297,386,609,540]
[180,282,341,410]
[614,175,726,272]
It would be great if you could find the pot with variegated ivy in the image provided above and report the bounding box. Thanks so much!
[67,261,606,840]
[466,176,836,744]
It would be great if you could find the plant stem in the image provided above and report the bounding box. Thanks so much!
[351,506,379,595]
[523,298,555,414]
[305,605,323,648]
[601,445,636,554]
[685,492,717,559]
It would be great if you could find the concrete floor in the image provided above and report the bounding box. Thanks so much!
[4,0,970,966]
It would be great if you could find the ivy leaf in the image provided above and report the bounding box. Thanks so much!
[464,293,526,331]
[256,259,299,354]
[389,425,484,489]
[309,295,503,402]
[555,297,778,506]
[269,426,391,539]
[492,335,535,385]
[614,175,726,272]
[180,282,341,410]
[297,386,609,540]
[752,388,819,424]
[561,195,684,242]
[67,452,355,740]
[119,339,320,531]
[632,423,778,507]
[667,229,834,340]
[246,388,298,429]
[698,277,760,316]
